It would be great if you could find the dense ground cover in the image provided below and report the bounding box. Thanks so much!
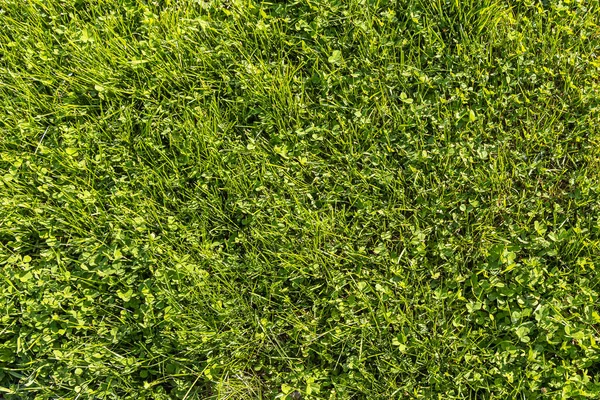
[1,0,600,398]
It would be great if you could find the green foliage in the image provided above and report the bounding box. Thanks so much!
[1,0,600,398]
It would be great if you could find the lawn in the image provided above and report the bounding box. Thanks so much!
[1,0,600,398]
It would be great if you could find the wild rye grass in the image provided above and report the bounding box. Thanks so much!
[1,0,600,398]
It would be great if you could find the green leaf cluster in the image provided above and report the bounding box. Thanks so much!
[1,0,600,398]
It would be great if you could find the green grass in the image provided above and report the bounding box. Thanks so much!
[1,0,600,398]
